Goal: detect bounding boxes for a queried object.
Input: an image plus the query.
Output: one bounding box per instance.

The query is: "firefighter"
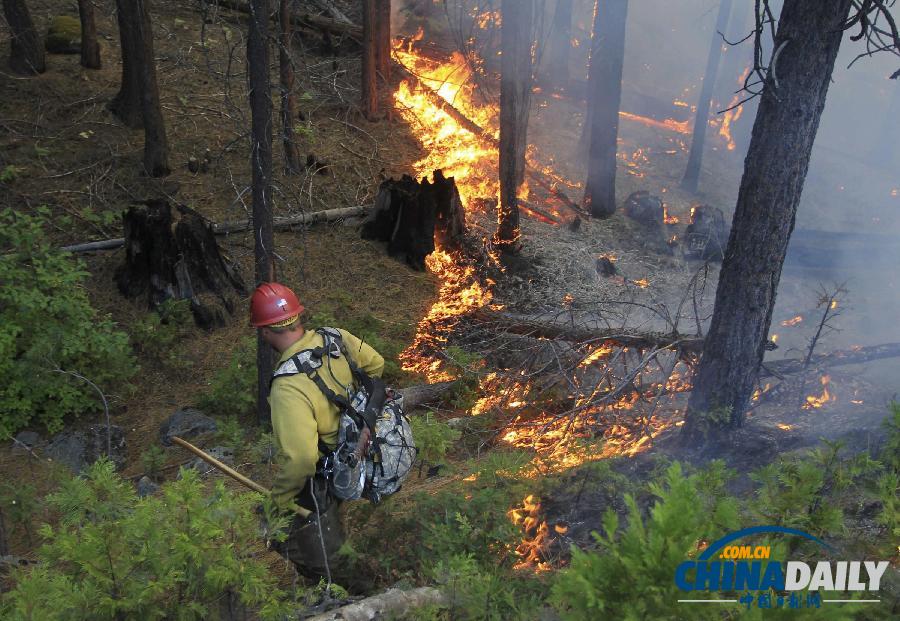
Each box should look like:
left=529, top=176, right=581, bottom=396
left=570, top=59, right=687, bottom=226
left=250, top=282, right=384, bottom=583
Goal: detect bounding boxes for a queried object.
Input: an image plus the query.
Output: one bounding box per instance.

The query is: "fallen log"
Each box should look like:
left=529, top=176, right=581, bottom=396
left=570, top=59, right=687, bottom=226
left=215, top=0, right=362, bottom=39
left=472, top=310, right=705, bottom=353
left=394, top=60, right=588, bottom=217
left=305, top=587, right=446, bottom=621
left=760, top=342, right=900, bottom=379
left=396, top=381, right=458, bottom=410
left=61, top=205, right=370, bottom=253
left=311, top=0, right=353, bottom=25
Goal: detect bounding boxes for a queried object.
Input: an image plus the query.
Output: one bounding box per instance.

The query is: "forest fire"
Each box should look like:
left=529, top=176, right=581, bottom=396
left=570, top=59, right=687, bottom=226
left=718, top=67, right=751, bottom=151
left=803, top=375, right=835, bottom=409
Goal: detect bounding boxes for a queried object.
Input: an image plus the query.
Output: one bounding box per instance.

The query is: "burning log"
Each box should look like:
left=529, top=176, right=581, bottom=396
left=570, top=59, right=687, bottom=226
left=472, top=310, right=705, bottom=353
left=361, top=172, right=467, bottom=270
left=115, top=200, right=246, bottom=329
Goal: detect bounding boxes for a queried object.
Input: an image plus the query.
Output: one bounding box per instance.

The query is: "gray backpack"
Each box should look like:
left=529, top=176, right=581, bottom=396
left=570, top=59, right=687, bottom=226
left=271, top=328, right=416, bottom=503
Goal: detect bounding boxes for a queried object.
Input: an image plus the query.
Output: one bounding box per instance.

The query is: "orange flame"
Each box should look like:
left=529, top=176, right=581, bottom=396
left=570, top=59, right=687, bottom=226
left=718, top=66, right=751, bottom=151
left=781, top=315, right=803, bottom=327
left=803, top=375, right=835, bottom=409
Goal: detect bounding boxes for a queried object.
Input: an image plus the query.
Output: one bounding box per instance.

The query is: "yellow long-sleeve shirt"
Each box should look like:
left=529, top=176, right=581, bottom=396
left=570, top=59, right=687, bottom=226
left=269, top=328, right=384, bottom=510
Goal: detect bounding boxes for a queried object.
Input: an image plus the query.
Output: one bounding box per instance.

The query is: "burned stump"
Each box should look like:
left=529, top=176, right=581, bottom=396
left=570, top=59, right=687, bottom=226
left=623, top=191, right=663, bottom=228
left=685, top=204, right=728, bottom=262
left=361, top=171, right=466, bottom=270
left=115, top=199, right=246, bottom=329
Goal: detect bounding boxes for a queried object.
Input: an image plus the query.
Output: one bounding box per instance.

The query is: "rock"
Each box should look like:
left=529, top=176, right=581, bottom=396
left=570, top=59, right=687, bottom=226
left=685, top=205, right=728, bottom=261
left=159, top=408, right=218, bottom=447
left=11, top=430, right=40, bottom=452
left=136, top=476, right=160, bottom=498
left=182, top=446, right=234, bottom=477
left=45, top=16, right=81, bottom=55
left=623, top=191, right=664, bottom=228
left=47, top=425, right=127, bottom=473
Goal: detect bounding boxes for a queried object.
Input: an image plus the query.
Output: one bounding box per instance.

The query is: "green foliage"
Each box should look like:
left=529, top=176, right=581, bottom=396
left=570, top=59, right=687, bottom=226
left=550, top=462, right=739, bottom=620
left=409, top=413, right=460, bottom=466
left=749, top=440, right=879, bottom=539
left=430, top=553, right=542, bottom=621
left=215, top=415, right=247, bottom=449
left=0, top=482, right=39, bottom=545
left=45, top=16, right=81, bottom=53
left=0, top=460, right=293, bottom=620
left=129, top=299, right=193, bottom=369
left=874, top=470, right=899, bottom=538
left=1, top=165, right=23, bottom=183
left=197, top=337, right=256, bottom=418
left=881, top=401, right=900, bottom=472
left=251, top=431, right=277, bottom=465
left=139, top=445, right=166, bottom=482
left=0, top=208, right=134, bottom=436
left=442, top=346, right=484, bottom=411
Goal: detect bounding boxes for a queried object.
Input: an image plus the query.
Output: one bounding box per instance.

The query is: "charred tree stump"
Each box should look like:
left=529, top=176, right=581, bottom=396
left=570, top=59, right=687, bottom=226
left=361, top=171, right=466, bottom=270
left=115, top=200, right=246, bottom=329
left=77, top=0, right=101, bottom=69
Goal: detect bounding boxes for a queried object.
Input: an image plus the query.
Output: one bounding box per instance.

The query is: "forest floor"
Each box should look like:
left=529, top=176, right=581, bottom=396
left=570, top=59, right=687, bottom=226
left=1, top=0, right=899, bottom=615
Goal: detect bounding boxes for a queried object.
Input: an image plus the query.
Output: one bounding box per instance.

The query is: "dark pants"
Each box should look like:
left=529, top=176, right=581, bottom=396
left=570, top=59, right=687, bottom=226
left=280, top=476, right=347, bottom=583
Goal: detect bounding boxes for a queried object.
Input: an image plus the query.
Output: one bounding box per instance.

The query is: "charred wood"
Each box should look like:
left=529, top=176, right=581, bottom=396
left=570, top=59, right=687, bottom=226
left=361, top=173, right=466, bottom=270
left=114, top=200, right=245, bottom=329
left=760, top=342, right=900, bottom=379
left=215, top=0, right=362, bottom=39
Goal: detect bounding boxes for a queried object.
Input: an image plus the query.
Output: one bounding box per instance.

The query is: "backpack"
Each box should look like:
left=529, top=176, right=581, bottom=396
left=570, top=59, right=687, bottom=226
left=271, top=327, right=416, bottom=504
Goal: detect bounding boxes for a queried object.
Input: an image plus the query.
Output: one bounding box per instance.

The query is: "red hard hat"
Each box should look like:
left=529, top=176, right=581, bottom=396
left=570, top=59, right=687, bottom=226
left=249, top=282, right=305, bottom=327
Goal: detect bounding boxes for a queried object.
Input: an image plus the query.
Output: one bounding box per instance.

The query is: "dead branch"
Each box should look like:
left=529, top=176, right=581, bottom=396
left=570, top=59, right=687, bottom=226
left=397, top=381, right=458, bottom=410
left=60, top=205, right=370, bottom=253
left=761, top=341, right=900, bottom=378
left=214, top=0, right=362, bottom=39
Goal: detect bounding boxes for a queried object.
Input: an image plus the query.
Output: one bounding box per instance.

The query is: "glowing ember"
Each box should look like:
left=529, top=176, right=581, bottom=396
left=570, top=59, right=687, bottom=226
left=632, top=278, right=650, bottom=289
left=803, top=375, right=835, bottom=410
left=781, top=315, right=803, bottom=327
left=776, top=423, right=794, bottom=431
left=851, top=399, right=864, bottom=405
left=830, top=299, right=838, bottom=310
left=771, top=334, right=779, bottom=344
left=663, top=204, right=680, bottom=224
left=579, top=344, right=614, bottom=367
left=718, top=66, right=750, bottom=150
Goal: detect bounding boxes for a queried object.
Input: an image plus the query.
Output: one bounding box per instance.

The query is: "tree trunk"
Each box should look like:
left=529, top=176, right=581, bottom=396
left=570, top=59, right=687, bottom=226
left=279, top=0, right=300, bottom=174
left=582, top=0, right=628, bottom=219
left=361, top=0, right=377, bottom=119
left=2, top=0, right=45, bottom=75
left=681, top=0, right=733, bottom=193
left=110, top=0, right=143, bottom=128
left=543, top=0, right=572, bottom=89
left=78, top=0, right=101, bottom=69
left=495, top=0, right=534, bottom=250
left=683, top=0, right=853, bottom=437
left=375, top=0, right=390, bottom=81
left=135, top=0, right=169, bottom=177
left=247, top=0, right=275, bottom=426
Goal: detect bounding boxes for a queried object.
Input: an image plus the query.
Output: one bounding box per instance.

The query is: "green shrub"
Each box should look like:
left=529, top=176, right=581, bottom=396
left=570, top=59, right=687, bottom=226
left=197, top=338, right=256, bottom=418
left=215, top=415, right=247, bottom=449
left=129, top=298, right=193, bottom=369
left=882, top=402, right=900, bottom=472
left=0, top=460, right=293, bottom=620
left=409, top=413, right=461, bottom=468
left=139, top=445, right=166, bottom=482
left=0, top=208, right=134, bottom=436
left=549, top=462, right=739, bottom=620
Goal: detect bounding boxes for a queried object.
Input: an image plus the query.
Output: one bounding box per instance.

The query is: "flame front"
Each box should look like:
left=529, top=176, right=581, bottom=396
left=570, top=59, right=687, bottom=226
left=803, top=375, right=835, bottom=409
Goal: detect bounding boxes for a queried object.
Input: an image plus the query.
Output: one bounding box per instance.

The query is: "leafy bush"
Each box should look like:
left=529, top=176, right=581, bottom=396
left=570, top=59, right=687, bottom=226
left=0, top=460, right=293, bottom=620
left=139, top=445, right=167, bottom=482
left=0, top=208, right=134, bottom=436
left=197, top=337, right=256, bottom=418
left=549, top=462, right=739, bottom=620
